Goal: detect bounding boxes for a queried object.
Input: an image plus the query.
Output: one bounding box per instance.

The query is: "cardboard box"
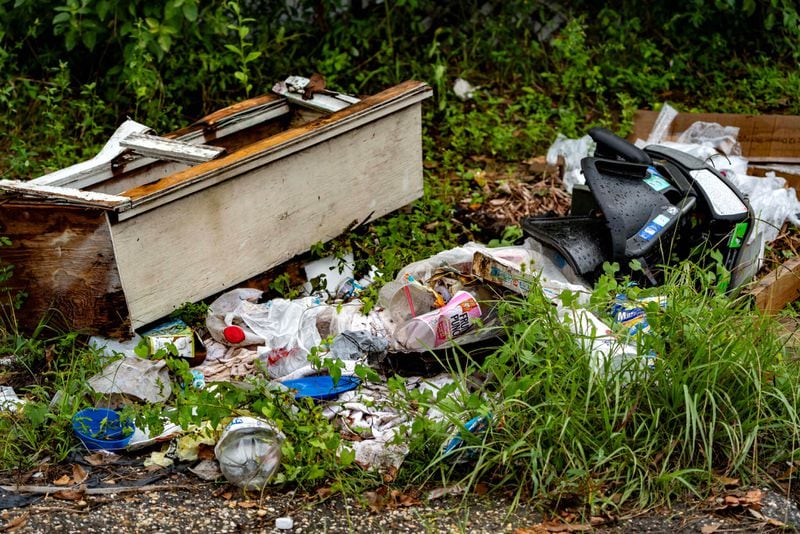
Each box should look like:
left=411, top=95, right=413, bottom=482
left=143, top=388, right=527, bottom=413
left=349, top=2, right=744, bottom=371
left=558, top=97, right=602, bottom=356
left=630, top=109, right=800, bottom=164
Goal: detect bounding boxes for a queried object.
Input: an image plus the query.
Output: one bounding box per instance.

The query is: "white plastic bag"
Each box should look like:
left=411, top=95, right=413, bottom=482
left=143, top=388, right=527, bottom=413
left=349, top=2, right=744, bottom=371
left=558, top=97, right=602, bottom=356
left=243, top=297, right=326, bottom=379
left=206, top=288, right=266, bottom=347
left=724, top=170, right=800, bottom=244
left=644, top=103, right=678, bottom=145
left=546, top=134, right=594, bottom=193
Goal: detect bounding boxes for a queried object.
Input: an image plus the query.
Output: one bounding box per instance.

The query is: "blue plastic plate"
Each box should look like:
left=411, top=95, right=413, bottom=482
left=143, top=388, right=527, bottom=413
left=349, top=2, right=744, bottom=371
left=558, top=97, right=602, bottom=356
left=282, top=375, right=360, bottom=400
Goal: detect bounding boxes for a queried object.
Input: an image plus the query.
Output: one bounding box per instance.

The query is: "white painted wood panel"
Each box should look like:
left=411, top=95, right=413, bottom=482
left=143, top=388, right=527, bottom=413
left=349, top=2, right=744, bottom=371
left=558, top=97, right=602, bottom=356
left=0, top=180, right=130, bottom=208
left=111, top=105, right=423, bottom=328
left=119, top=133, right=225, bottom=164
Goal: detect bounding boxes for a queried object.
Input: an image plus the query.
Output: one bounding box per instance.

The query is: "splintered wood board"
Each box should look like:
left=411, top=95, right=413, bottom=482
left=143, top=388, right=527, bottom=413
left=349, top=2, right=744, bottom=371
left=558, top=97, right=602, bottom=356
left=0, top=204, right=130, bottom=336
left=111, top=104, right=423, bottom=328
left=750, top=257, right=800, bottom=315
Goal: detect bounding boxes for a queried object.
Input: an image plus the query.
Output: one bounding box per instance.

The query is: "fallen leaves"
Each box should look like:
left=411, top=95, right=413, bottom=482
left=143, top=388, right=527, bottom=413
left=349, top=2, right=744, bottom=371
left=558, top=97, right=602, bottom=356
left=457, top=166, right=572, bottom=237
left=51, top=464, right=89, bottom=487
left=517, top=512, right=608, bottom=533
left=705, top=488, right=787, bottom=528
left=83, top=452, right=119, bottom=466
left=707, top=488, right=763, bottom=511
left=516, top=520, right=593, bottom=533
left=52, top=475, right=71, bottom=487
left=53, top=488, right=86, bottom=501
left=72, top=464, right=88, bottom=485
left=0, top=512, right=28, bottom=532
left=362, top=489, right=420, bottom=512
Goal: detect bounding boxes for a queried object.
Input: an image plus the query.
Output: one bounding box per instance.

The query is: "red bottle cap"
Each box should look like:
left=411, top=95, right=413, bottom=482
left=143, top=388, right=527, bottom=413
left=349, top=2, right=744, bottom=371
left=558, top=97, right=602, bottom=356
left=223, top=325, right=246, bottom=344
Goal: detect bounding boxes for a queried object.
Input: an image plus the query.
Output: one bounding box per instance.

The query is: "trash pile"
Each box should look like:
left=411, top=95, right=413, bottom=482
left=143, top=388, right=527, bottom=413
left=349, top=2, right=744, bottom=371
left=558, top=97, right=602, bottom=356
left=5, top=107, right=799, bottom=496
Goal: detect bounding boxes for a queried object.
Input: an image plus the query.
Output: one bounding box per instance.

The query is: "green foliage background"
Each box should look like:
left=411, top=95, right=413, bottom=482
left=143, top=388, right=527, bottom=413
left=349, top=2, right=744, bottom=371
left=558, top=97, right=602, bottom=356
left=1, top=0, right=798, bottom=179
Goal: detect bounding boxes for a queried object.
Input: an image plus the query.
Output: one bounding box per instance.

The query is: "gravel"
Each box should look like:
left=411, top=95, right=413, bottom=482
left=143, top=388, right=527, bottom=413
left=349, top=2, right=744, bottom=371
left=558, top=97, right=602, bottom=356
left=2, top=469, right=799, bottom=533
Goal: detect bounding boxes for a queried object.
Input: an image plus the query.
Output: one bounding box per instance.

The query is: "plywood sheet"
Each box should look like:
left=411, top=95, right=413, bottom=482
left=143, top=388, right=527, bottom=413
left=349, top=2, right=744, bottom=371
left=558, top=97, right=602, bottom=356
left=0, top=204, right=130, bottom=336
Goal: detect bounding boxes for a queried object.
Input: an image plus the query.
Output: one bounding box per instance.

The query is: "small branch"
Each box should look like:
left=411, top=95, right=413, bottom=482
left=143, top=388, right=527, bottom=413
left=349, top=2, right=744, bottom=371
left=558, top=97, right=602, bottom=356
left=0, top=484, right=195, bottom=495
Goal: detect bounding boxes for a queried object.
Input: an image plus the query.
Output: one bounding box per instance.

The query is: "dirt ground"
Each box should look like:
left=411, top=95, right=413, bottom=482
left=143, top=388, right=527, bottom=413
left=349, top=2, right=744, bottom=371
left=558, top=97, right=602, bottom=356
left=2, top=458, right=799, bottom=533
left=0, top=468, right=800, bottom=534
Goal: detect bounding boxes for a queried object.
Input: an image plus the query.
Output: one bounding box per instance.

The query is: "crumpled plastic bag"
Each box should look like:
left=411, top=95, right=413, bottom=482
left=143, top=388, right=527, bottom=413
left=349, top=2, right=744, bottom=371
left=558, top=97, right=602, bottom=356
left=330, top=330, right=389, bottom=363
left=453, top=78, right=476, bottom=100
left=546, top=133, right=594, bottom=193
left=677, top=121, right=742, bottom=157
left=724, top=170, right=800, bottom=244
left=245, top=297, right=327, bottom=379
left=206, top=288, right=266, bottom=347
left=88, top=355, right=172, bottom=404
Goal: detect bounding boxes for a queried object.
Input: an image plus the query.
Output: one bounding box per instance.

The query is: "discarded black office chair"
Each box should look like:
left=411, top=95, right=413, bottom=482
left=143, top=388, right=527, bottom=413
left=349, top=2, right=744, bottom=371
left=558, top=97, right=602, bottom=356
left=523, top=127, right=758, bottom=289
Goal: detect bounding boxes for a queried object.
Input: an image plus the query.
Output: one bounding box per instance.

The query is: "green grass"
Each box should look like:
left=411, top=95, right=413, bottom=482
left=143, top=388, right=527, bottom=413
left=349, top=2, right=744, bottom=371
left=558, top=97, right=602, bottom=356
left=392, top=263, right=800, bottom=514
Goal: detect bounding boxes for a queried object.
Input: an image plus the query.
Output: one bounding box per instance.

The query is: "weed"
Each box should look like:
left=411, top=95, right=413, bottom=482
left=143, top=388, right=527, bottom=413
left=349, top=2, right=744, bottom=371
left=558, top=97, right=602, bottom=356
left=395, top=261, right=800, bottom=512
left=169, top=301, right=210, bottom=329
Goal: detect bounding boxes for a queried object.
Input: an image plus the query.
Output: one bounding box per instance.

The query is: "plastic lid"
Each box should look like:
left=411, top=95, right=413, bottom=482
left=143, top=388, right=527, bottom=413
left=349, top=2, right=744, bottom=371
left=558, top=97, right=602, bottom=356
left=281, top=376, right=360, bottom=401
left=275, top=517, right=294, bottom=530
left=223, top=325, right=246, bottom=344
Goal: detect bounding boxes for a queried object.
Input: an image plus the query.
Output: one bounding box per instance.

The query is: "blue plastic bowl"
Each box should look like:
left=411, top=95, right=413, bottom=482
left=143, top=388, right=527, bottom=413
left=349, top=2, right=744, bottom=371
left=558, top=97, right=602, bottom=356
left=72, top=408, right=135, bottom=451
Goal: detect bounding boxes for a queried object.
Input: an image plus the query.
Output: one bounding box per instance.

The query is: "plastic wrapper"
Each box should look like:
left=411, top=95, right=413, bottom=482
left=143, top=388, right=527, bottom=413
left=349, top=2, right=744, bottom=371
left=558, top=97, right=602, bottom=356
left=244, top=297, right=326, bottom=379
left=206, top=288, right=267, bottom=347
left=644, top=103, right=678, bottom=145
left=546, top=133, right=594, bottom=193
left=558, top=306, right=653, bottom=376
left=330, top=330, right=388, bottom=362
left=87, top=355, right=173, bottom=404
left=453, top=78, right=476, bottom=100
left=724, top=170, right=800, bottom=244
left=676, top=121, right=741, bottom=156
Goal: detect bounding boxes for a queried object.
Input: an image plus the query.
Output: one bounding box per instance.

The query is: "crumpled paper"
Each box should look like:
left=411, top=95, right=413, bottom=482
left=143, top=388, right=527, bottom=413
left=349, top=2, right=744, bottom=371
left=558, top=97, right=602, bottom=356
left=88, top=356, right=172, bottom=404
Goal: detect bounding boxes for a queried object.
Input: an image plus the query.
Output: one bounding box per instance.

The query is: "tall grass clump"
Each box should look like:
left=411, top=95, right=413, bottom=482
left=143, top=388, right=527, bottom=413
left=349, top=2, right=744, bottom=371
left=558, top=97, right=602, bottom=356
left=403, top=261, right=800, bottom=512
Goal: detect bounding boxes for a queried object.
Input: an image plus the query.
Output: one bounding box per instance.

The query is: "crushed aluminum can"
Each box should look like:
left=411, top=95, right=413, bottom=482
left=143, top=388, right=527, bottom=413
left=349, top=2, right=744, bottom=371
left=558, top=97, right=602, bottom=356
left=441, top=414, right=491, bottom=463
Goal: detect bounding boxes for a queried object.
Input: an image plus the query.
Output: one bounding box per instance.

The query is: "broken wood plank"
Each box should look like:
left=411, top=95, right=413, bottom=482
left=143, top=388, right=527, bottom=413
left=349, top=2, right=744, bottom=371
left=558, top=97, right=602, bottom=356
left=120, top=80, right=431, bottom=210
left=0, top=180, right=130, bottom=209
left=750, top=257, right=800, bottom=314
left=29, top=120, right=153, bottom=188
left=31, top=100, right=290, bottom=192
left=119, top=133, right=225, bottom=164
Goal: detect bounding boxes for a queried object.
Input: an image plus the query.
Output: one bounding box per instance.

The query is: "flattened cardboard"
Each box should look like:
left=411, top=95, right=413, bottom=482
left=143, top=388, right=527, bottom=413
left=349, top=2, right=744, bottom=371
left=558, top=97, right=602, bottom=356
left=631, top=110, right=800, bottom=164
